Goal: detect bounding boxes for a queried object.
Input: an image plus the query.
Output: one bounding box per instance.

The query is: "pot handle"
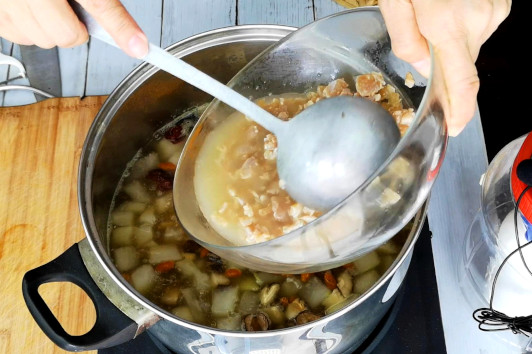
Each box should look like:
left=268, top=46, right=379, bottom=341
left=22, top=243, right=138, bottom=351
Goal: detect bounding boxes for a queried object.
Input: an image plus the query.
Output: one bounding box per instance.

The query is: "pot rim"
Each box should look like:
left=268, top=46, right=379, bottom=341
left=78, top=23, right=427, bottom=337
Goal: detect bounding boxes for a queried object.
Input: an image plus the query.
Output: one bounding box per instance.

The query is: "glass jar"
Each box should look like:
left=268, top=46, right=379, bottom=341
left=174, top=8, right=447, bottom=273
left=459, top=132, right=532, bottom=350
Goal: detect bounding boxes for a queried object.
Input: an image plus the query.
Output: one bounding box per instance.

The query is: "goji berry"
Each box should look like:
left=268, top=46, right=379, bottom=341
left=300, top=273, right=311, bottom=283
left=224, top=268, right=242, bottom=278
left=323, top=270, right=337, bottom=290
left=146, top=169, right=173, bottom=191
left=164, top=126, right=184, bottom=144
left=155, top=261, right=175, bottom=273
left=158, top=162, right=177, bottom=171
left=199, top=248, right=210, bottom=258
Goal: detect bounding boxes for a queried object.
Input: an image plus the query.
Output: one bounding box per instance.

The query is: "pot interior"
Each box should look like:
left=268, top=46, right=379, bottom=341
left=79, top=25, right=425, bottom=334
left=87, top=34, right=285, bottom=239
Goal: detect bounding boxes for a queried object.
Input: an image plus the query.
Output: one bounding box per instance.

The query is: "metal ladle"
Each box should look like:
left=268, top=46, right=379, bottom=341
left=72, top=4, right=400, bottom=211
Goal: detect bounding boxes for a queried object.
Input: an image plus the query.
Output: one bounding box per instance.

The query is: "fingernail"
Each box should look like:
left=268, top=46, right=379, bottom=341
left=412, top=58, right=431, bottom=78
left=128, top=33, right=148, bottom=59
left=447, top=124, right=464, bottom=137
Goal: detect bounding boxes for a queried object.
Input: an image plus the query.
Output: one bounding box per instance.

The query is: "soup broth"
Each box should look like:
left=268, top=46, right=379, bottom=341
left=194, top=74, right=414, bottom=245
left=108, top=74, right=414, bottom=331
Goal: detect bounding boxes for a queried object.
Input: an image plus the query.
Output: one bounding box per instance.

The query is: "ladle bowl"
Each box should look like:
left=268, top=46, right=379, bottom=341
left=174, top=7, right=448, bottom=273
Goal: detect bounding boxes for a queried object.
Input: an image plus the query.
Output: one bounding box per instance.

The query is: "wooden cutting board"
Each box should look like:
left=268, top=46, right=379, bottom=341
left=0, top=96, right=107, bottom=354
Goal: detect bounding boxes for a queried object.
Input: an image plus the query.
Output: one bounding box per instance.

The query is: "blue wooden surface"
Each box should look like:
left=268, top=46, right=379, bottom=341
left=0, top=0, right=344, bottom=107
left=161, top=0, right=236, bottom=48
left=238, top=0, right=314, bottom=26
left=85, top=0, right=163, bottom=96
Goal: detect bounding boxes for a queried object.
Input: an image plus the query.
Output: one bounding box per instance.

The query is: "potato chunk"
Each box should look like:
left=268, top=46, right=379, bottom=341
left=131, top=264, right=157, bottom=294
left=113, top=246, right=138, bottom=272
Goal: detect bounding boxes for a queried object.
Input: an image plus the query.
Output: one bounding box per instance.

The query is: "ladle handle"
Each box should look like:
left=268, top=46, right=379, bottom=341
left=69, top=1, right=284, bottom=134
left=144, top=45, right=284, bottom=133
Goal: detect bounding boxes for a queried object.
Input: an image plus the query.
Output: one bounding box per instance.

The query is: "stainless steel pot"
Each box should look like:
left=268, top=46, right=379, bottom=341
left=22, top=25, right=428, bottom=353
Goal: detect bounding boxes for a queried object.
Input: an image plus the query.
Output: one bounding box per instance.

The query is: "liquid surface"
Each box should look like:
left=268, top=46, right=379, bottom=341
left=194, top=75, right=414, bottom=245
left=107, top=92, right=412, bottom=330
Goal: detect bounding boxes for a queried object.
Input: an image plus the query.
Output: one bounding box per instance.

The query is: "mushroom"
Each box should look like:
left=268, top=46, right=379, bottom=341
left=337, top=270, right=353, bottom=297
left=260, top=283, right=280, bottom=306
left=295, top=310, right=321, bottom=325
left=285, top=298, right=307, bottom=320
left=182, top=240, right=201, bottom=253
left=160, top=286, right=181, bottom=306
left=205, top=252, right=225, bottom=273
left=210, top=272, right=230, bottom=287
left=242, top=312, right=271, bottom=331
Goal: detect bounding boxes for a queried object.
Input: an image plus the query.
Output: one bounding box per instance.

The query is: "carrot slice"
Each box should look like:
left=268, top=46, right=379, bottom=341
left=200, top=248, right=210, bottom=258
left=155, top=261, right=175, bottom=273
left=224, top=268, right=242, bottom=278
left=323, top=270, right=337, bottom=290
left=300, top=273, right=311, bottom=283
left=157, top=162, right=177, bottom=171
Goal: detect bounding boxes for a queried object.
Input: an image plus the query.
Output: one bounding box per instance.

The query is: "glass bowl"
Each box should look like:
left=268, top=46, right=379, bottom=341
left=174, top=7, right=447, bottom=273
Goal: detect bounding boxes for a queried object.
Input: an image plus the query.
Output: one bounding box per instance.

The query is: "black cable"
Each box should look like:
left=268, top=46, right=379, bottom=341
left=515, top=186, right=532, bottom=278
left=472, top=186, right=532, bottom=337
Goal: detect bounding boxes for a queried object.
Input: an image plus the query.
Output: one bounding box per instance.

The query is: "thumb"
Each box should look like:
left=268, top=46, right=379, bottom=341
left=432, top=38, right=479, bottom=136
left=75, top=0, right=148, bottom=58
left=379, top=0, right=430, bottom=77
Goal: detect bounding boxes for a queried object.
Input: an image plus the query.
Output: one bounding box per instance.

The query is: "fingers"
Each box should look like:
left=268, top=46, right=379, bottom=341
left=464, top=0, right=512, bottom=62
left=424, top=0, right=509, bottom=135
left=0, top=0, right=86, bottom=48
left=29, top=0, right=88, bottom=48
left=433, top=38, right=479, bottom=136
left=76, top=0, right=148, bottom=58
left=0, top=0, right=147, bottom=56
left=0, top=12, right=33, bottom=45
left=379, top=0, right=431, bottom=77
left=9, top=1, right=55, bottom=48
left=479, top=0, right=512, bottom=45
left=381, top=0, right=501, bottom=136
left=0, top=30, right=33, bottom=46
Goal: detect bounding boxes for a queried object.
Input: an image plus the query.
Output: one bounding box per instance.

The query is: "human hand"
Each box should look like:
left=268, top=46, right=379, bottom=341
left=0, top=0, right=148, bottom=58
left=379, top=0, right=511, bottom=136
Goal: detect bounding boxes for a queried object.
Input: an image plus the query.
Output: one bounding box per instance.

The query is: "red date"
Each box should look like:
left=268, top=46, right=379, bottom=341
left=164, top=126, right=184, bottom=144
left=146, top=169, right=173, bottom=191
